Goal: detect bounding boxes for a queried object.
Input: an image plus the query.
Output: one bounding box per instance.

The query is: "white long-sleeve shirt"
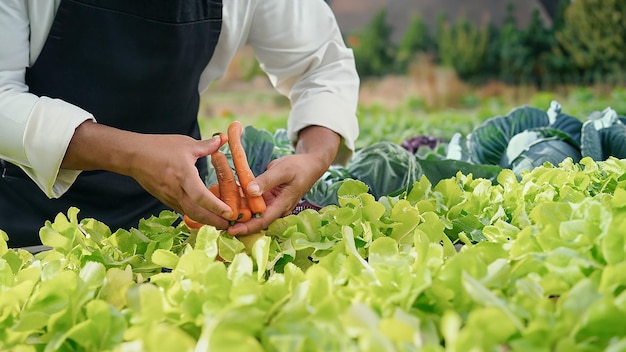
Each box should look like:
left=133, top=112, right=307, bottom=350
left=0, top=0, right=360, bottom=198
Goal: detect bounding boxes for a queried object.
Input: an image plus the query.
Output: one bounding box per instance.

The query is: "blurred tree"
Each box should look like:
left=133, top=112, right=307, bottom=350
left=537, top=0, right=560, bottom=20
left=523, top=8, right=555, bottom=87
left=541, top=0, right=579, bottom=86
left=481, top=21, right=502, bottom=81
left=434, top=12, right=448, bottom=60
left=497, top=2, right=530, bottom=84
left=437, top=15, right=490, bottom=80
left=349, top=9, right=396, bottom=77
left=395, top=12, right=433, bottom=72
left=556, top=0, right=626, bottom=77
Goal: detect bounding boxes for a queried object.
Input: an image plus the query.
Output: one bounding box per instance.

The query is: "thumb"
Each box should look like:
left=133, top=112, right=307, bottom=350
left=196, top=135, right=222, bottom=157
left=246, top=181, right=263, bottom=197
left=246, top=166, right=290, bottom=197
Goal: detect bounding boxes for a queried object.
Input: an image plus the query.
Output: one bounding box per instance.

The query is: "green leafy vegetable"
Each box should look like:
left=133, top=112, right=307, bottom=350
left=468, top=105, right=550, bottom=165
left=3, top=156, right=626, bottom=350
left=447, top=101, right=626, bottom=177
left=346, top=141, right=422, bottom=199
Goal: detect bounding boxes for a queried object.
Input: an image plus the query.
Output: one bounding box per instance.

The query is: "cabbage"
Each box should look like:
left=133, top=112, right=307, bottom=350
left=509, top=138, right=582, bottom=175
left=500, top=128, right=581, bottom=174
left=346, top=141, right=421, bottom=199
left=581, top=107, right=626, bottom=161
left=464, top=102, right=586, bottom=170
left=303, top=142, right=422, bottom=206
left=468, top=105, right=551, bottom=165
left=446, top=100, right=626, bottom=176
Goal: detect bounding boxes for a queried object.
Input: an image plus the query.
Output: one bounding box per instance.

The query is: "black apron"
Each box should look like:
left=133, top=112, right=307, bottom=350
left=0, top=0, right=223, bottom=247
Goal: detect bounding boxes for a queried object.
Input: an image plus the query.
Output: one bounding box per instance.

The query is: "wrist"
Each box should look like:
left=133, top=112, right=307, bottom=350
left=295, top=125, right=340, bottom=167
left=61, top=120, right=140, bottom=176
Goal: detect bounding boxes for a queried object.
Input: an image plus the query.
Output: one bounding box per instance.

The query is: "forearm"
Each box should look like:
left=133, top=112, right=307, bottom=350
left=60, top=120, right=140, bottom=176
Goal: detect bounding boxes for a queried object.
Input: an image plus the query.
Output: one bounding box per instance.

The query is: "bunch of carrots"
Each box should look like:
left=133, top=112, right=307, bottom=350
left=183, top=121, right=266, bottom=231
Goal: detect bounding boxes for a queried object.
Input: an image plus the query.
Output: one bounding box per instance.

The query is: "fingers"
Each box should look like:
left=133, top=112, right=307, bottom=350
left=128, top=134, right=238, bottom=230
left=181, top=145, right=325, bottom=237
left=182, top=201, right=231, bottom=230
left=173, top=137, right=233, bottom=227
left=227, top=192, right=298, bottom=236
left=195, top=135, right=223, bottom=157
left=228, top=157, right=307, bottom=236
left=227, top=211, right=273, bottom=236
left=246, top=160, right=292, bottom=197
left=180, top=174, right=233, bottom=221
left=180, top=136, right=232, bottom=222
left=228, top=189, right=299, bottom=237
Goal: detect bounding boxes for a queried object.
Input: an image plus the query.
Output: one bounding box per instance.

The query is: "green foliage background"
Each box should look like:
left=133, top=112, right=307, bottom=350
left=348, top=0, right=626, bottom=86
left=200, top=86, right=626, bottom=151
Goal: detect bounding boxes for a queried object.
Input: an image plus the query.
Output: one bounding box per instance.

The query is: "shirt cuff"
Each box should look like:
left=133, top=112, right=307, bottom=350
left=288, top=91, right=359, bottom=165
left=22, top=97, right=94, bottom=198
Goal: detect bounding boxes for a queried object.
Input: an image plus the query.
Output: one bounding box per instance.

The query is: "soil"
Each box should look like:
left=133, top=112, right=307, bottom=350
left=201, top=74, right=444, bottom=119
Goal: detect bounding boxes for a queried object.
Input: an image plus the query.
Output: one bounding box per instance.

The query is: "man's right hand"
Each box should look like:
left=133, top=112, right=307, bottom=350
left=61, top=120, right=233, bottom=228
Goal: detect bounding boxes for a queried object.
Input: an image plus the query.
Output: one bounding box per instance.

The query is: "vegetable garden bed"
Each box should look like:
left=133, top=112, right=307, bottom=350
left=2, top=99, right=626, bottom=351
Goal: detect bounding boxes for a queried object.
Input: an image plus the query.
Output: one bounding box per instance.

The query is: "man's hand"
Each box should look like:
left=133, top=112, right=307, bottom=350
left=227, top=125, right=340, bottom=236
left=61, top=120, right=233, bottom=228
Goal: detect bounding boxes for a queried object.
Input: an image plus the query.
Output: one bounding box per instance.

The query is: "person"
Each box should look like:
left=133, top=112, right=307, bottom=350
left=0, top=0, right=359, bottom=249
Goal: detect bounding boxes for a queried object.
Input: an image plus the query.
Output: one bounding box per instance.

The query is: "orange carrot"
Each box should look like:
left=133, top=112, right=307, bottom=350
left=227, top=121, right=266, bottom=216
left=208, top=182, right=253, bottom=224
left=183, top=214, right=204, bottom=230
left=237, top=188, right=252, bottom=223
left=211, top=151, right=240, bottom=222
left=208, top=183, right=220, bottom=197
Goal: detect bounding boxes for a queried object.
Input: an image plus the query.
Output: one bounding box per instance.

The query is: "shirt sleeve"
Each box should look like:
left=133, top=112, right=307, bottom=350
left=0, top=0, right=95, bottom=198
left=246, top=0, right=360, bottom=165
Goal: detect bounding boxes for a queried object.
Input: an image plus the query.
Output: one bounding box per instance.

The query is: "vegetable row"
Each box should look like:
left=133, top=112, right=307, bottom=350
left=2, top=155, right=626, bottom=350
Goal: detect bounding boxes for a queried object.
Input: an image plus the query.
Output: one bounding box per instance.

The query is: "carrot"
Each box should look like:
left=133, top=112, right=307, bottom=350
left=208, top=182, right=253, bottom=224
left=210, top=151, right=240, bottom=222
left=183, top=214, right=204, bottom=230
left=237, top=188, right=252, bottom=223
left=208, top=183, right=220, bottom=197
left=227, top=121, right=267, bottom=216
left=209, top=182, right=248, bottom=224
